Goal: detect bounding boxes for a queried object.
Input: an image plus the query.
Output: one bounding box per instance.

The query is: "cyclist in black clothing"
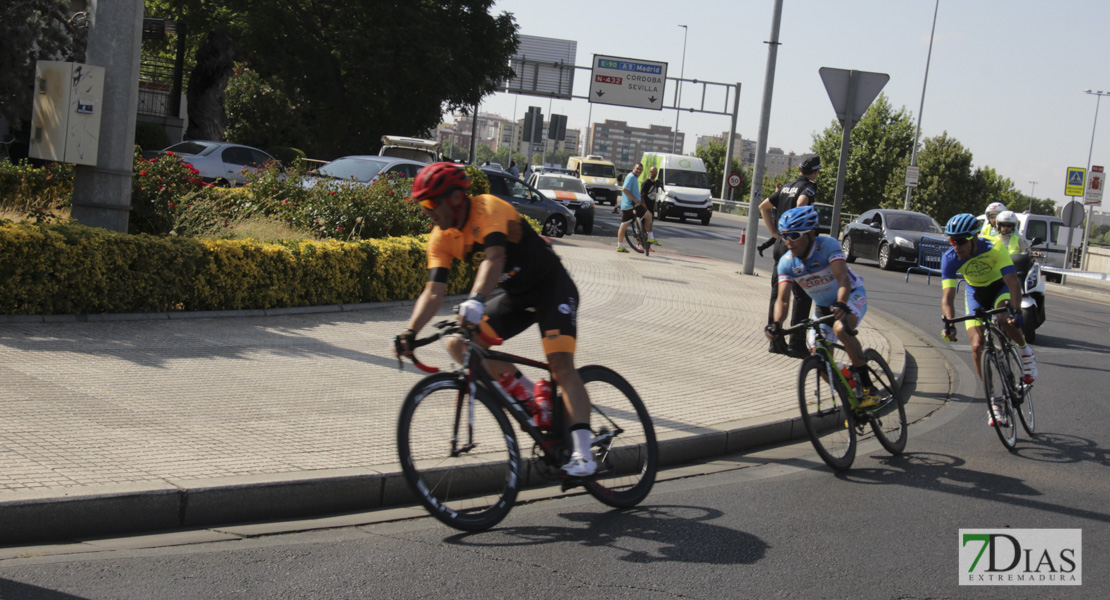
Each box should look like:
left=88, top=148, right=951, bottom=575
left=758, top=156, right=820, bottom=356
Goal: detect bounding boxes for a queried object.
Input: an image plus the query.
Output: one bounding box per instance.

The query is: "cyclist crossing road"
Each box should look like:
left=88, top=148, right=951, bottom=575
left=395, top=162, right=596, bottom=477
left=939, top=213, right=1037, bottom=426
left=764, top=206, right=880, bottom=407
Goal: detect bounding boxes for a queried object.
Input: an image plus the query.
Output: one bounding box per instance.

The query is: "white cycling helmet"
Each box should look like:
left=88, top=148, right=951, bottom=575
left=996, top=210, right=1018, bottom=226
left=985, top=202, right=1007, bottom=218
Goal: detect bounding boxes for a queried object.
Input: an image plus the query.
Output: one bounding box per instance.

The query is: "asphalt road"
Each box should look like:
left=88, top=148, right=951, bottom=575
left=2, top=212, right=1107, bottom=598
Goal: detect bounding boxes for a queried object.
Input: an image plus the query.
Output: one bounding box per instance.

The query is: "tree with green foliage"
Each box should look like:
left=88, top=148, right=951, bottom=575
left=0, top=1, right=87, bottom=138
left=693, top=139, right=744, bottom=198
left=146, top=0, right=518, bottom=159
left=810, top=94, right=915, bottom=215
left=897, top=132, right=977, bottom=221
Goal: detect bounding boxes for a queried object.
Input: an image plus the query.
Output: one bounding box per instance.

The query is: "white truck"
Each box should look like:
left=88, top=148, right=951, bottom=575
left=640, top=152, right=714, bottom=225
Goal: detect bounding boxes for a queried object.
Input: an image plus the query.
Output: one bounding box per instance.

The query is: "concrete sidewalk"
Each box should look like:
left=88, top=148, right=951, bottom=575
left=0, top=236, right=944, bottom=546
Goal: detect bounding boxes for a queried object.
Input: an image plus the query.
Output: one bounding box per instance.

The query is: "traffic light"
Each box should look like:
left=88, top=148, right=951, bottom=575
left=522, top=106, right=543, bottom=143
left=548, top=114, right=567, bottom=141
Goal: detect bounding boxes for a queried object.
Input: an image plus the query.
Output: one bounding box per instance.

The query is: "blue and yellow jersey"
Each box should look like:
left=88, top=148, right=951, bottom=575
left=940, top=238, right=1015, bottom=289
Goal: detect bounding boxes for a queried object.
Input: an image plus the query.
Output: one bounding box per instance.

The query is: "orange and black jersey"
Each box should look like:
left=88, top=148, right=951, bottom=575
left=427, top=194, right=562, bottom=293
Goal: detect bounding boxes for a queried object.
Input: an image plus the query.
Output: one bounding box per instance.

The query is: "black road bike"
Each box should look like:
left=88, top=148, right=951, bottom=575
left=396, top=320, right=658, bottom=531
left=944, top=306, right=1035, bottom=450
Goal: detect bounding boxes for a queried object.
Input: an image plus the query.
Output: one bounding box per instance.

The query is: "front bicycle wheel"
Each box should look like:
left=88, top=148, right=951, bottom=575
left=981, top=346, right=1017, bottom=450
left=798, top=356, right=856, bottom=471
left=397, top=373, right=521, bottom=531
left=862, top=349, right=908, bottom=455
left=1006, top=344, right=1035, bottom=436
left=580, top=365, right=658, bottom=508
left=625, top=218, right=645, bottom=254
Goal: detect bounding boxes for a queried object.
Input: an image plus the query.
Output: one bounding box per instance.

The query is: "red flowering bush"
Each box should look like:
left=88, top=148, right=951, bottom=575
left=129, top=149, right=221, bottom=235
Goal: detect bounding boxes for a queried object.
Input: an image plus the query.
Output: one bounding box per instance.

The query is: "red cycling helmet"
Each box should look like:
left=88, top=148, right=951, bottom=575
left=411, top=162, right=469, bottom=203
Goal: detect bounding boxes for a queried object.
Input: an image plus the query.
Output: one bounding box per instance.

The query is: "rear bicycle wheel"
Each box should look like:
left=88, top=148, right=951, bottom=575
left=862, top=349, right=908, bottom=455
left=798, top=356, right=856, bottom=471
left=580, top=365, right=658, bottom=508
left=981, top=346, right=1017, bottom=450
left=397, top=373, right=521, bottom=531
left=1005, top=344, right=1035, bottom=436
left=636, top=216, right=651, bottom=255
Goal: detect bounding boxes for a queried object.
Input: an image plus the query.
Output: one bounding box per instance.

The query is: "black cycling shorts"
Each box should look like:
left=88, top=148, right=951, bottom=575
left=621, top=204, right=647, bottom=224
left=479, top=266, right=579, bottom=355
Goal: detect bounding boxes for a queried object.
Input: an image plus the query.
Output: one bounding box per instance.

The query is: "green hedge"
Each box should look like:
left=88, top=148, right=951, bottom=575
left=0, top=220, right=476, bottom=315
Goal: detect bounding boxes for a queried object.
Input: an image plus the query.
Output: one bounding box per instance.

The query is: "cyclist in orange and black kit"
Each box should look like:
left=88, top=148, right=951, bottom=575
left=395, top=162, right=596, bottom=477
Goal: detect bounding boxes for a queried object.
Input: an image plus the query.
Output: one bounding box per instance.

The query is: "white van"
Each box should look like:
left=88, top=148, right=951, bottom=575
left=640, top=152, right=713, bottom=225
left=379, top=135, right=439, bottom=164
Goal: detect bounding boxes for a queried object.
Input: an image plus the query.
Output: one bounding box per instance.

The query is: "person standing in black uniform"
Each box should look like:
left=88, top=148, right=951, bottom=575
left=758, top=156, right=821, bottom=356
left=641, top=166, right=662, bottom=216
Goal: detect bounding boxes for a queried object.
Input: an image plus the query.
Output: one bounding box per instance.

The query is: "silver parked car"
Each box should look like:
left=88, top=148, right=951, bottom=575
left=481, top=167, right=576, bottom=238
left=161, top=141, right=279, bottom=186
left=301, top=155, right=426, bottom=189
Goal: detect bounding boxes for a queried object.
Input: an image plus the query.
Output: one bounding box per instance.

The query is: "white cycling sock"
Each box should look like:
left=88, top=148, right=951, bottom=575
left=570, top=425, right=592, bottom=457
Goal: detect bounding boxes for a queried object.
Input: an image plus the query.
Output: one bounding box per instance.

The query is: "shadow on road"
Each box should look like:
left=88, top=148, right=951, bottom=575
left=839, top=450, right=1110, bottom=524
left=444, top=504, right=768, bottom=565
left=0, top=579, right=90, bottom=600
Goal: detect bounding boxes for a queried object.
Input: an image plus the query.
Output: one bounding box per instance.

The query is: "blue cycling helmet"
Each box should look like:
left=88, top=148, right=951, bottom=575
left=944, top=213, right=980, bottom=236
left=778, top=206, right=820, bottom=233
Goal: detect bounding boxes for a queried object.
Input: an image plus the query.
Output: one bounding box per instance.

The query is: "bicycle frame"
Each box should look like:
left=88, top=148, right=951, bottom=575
left=404, top=321, right=568, bottom=464
left=785, top=314, right=861, bottom=410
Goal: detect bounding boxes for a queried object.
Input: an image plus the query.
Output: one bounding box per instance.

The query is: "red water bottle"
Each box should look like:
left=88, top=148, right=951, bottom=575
left=839, top=364, right=858, bottom=391
left=533, top=379, right=553, bottom=429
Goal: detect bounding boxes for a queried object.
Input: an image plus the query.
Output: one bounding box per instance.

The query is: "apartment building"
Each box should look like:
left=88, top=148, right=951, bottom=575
left=697, top=131, right=814, bottom=178
left=585, top=120, right=684, bottom=171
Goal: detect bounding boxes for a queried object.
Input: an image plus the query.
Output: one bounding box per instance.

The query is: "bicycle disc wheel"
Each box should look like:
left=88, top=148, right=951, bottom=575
left=981, top=347, right=1017, bottom=450
left=397, top=373, right=521, bottom=531
left=1006, top=344, right=1035, bottom=435
left=862, top=349, right=908, bottom=455
left=580, top=365, right=658, bottom=508
left=798, top=356, right=856, bottom=471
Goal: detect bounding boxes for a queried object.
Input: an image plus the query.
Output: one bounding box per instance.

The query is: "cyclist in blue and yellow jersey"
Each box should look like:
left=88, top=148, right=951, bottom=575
left=395, top=162, right=596, bottom=477
left=763, top=206, right=880, bottom=407
left=939, top=213, right=1037, bottom=426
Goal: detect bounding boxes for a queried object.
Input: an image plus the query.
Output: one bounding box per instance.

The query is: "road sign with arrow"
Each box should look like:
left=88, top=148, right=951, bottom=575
left=589, top=54, right=668, bottom=110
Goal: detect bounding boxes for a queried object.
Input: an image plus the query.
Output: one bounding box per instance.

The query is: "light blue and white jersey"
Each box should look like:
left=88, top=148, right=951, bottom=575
left=776, top=235, right=864, bottom=307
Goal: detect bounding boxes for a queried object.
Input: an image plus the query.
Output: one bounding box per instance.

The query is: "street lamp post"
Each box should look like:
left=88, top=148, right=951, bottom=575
left=904, top=0, right=940, bottom=210
left=1080, top=89, right=1108, bottom=270
left=672, top=24, right=688, bottom=154
left=1027, top=180, right=1037, bottom=213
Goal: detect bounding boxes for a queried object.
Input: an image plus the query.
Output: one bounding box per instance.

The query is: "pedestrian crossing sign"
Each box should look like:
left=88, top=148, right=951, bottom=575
left=1065, top=167, right=1086, bottom=196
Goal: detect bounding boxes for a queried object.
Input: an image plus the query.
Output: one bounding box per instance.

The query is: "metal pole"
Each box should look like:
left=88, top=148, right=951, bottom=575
left=742, top=0, right=783, bottom=275
left=721, top=83, right=741, bottom=198
left=904, top=0, right=940, bottom=210
left=70, top=0, right=144, bottom=232
left=1027, top=180, right=1037, bottom=212
left=672, top=24, right=688, bottom=154
left=830, top=72, right=859, bottom=241
left=1080, top=91, right=1106, bottom=270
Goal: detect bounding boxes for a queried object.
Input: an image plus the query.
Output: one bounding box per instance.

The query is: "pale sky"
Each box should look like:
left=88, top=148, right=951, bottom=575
left=476, top=0, right=1110, bottom=209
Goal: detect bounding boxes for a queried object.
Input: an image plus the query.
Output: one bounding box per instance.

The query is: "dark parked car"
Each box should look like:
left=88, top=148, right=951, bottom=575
left=481, top=168, right=576, bottom=238
left=840, top=209, right=944, bottom=270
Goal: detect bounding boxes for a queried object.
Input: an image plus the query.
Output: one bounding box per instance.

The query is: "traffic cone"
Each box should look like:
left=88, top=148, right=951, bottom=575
left=739, top=227, right=746, bottom=245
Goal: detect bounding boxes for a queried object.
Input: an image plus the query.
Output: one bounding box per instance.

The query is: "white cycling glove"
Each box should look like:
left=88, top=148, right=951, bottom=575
left=458, top=297, right=485, bottom=325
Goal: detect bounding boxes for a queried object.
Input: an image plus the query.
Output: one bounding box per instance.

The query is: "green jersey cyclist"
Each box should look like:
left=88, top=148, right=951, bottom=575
left=395, top=162, right=596, bottom=477
left=764, top=206, right=880, bottom=407
left=939, top=213, right=1037, bottom=426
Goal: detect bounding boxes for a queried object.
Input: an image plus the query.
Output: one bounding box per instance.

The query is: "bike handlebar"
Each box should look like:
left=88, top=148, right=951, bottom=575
left=396, top=320, right=503, bottom=373
left=780, top=312, right=858, bottom=338
left=942, top=305, right=1012, bottom=327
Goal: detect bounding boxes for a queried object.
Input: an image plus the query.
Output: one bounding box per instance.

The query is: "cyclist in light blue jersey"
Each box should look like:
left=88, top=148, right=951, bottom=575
left=765, top=206, right=878, bottom=407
